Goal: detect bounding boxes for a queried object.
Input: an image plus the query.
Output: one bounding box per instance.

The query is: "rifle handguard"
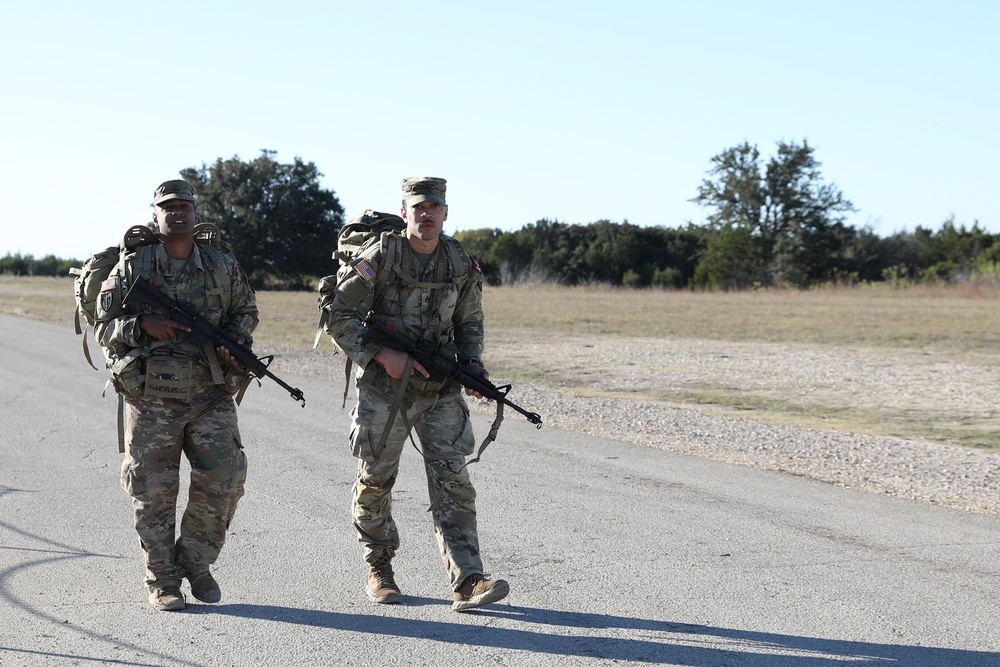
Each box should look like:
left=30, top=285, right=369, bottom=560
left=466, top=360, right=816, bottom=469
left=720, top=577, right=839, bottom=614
left=362, top=317, right=542, bottom=427
left=123, top=275, right=305, bottom=407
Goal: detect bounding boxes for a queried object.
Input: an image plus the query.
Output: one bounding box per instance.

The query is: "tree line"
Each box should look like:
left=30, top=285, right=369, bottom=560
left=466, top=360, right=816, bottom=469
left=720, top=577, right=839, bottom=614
left=456, top=214, right=999, bottom=289
left=3, top=145, right=996, bottom=289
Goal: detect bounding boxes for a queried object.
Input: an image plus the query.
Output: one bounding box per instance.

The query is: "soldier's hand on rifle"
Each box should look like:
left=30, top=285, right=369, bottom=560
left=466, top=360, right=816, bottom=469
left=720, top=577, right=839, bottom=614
left=137, top=314, right=191, bottom=341
left=465, top=362, right=494, bottom=402
left=216, top=339, right=245, bottom=367
left=375, top=347, right=430, bottom=381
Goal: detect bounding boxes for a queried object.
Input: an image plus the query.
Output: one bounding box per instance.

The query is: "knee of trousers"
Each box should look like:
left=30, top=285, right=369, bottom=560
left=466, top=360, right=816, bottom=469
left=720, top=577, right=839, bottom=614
left=193, top=447, right=248, bottom=499
left=120, top=457, right=178, bottom=502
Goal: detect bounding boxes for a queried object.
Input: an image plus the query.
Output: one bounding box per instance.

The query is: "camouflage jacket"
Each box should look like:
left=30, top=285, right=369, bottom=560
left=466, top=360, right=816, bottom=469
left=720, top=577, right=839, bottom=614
left=323, top=232, right=484, bottom=383
left=95, top=241, right=258, bottom=371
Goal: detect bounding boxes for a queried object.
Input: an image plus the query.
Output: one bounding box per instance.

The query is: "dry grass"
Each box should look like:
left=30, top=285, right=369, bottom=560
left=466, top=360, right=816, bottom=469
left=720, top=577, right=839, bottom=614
left=481, top=283, right=1000, bottom=354
left=8, top=276, right=997, bottom=354
left=5, top=276, right=998, bottom=449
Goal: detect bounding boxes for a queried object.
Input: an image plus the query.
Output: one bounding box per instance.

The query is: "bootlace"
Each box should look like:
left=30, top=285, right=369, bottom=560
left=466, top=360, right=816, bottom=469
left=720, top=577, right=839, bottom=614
left=370, top=552, right=397, bottom=589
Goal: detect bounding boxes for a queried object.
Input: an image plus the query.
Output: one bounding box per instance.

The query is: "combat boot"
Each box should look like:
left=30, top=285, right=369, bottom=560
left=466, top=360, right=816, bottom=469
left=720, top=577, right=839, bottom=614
left=452, top=574, right=509, bottom=611
left=148, top=585, right=186, bottom=612
left=366, top=551, right=402, bottom=604
left=187, top=571, right=222, bottom=604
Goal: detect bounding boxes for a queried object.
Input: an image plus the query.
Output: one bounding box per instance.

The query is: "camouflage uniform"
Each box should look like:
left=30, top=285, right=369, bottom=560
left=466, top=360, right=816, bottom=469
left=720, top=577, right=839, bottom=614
left=323, top=214, right=488, bottom=589
left=95, top=240, right=258, bottom=593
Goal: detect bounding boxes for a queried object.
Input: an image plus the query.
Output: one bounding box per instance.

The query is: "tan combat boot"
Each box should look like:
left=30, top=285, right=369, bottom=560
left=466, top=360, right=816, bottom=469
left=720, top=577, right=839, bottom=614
left=452, top=574, right=509, bottom=611
left=366, top=551, right=402, bottom=604
left=148, top=585, right=186, bottom=612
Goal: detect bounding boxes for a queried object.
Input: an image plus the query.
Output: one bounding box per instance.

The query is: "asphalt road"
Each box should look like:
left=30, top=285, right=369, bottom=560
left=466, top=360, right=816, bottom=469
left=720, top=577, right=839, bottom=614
left=1, top=314, right=998, bottom=666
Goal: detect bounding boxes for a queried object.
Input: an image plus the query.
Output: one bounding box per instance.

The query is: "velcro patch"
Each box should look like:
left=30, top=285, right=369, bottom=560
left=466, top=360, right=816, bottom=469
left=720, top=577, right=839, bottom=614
left=100, top=275, right=119, bottom=292
left=471, top=257, right=483, bottom=275
left=353, top=259, right=376, bottom=283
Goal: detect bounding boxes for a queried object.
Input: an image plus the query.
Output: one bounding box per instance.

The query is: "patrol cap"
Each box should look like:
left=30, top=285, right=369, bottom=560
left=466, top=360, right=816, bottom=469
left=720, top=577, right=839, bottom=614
left=401, top=176, right=446, bottom=206
left=153, top=179, right=196, bottom=205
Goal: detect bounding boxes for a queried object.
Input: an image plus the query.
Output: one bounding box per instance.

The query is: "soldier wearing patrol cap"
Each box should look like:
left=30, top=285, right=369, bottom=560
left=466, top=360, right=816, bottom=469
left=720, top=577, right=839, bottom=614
left=94, top=178, right=258, bottom=611
left=322, top=176, right=510, bottom=611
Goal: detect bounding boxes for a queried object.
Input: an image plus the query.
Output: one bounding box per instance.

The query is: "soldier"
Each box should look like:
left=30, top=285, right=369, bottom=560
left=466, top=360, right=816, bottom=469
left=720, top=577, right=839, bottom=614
left=94, top=179, right=258, bottom=611
left=323, top=176, right=509, bottom=611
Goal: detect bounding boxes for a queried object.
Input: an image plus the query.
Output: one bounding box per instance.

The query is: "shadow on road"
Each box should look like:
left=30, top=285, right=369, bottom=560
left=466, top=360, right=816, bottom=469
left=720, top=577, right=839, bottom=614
left=208, top=601, right=1000, bottom=666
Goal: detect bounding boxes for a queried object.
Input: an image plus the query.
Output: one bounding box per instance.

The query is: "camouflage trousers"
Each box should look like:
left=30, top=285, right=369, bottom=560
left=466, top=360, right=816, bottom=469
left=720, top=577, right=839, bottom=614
left=350, top=380, right=482, bottom=589
left=121, top=384, right=247, bottom=590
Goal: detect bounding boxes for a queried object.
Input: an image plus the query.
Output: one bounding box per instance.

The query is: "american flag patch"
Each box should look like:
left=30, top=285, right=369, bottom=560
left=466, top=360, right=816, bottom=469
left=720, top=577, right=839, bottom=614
left=471, top=258, right=483, bottom=275
left=100, top=275, right=119, bottom=292
left=354, top=259, right=376, bottom=282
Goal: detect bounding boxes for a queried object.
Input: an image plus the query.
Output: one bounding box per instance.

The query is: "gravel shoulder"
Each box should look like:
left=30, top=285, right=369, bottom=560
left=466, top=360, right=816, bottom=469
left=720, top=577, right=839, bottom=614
left=282, top=334, right=1000, bottom=519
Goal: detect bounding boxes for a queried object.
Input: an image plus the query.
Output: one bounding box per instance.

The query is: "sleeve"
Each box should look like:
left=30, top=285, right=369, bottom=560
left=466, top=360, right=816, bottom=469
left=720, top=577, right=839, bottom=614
left=452, top=249, right=486, bottom=364
left=221, top=256, right=259, bottom=343
left=323, top=242, right=384, bottom=370
left=93, top=259, right=146, bottom=355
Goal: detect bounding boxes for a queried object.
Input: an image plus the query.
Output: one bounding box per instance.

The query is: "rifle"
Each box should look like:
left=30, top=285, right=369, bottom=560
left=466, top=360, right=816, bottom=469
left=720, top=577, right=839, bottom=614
left=362, top=316, right=542, bottom=427
left=123, top=275, right=306, bottom=406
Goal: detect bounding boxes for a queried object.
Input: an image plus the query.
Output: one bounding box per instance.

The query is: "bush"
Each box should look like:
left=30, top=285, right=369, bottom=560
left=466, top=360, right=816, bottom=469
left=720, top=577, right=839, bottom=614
left=621, top=269, right=643, bottom=288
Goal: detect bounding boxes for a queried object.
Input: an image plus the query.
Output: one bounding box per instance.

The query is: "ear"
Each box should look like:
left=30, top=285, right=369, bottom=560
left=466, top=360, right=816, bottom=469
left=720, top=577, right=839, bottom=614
left=443, top=204, right=449, bottom=221
left=400, top=206, right=409, bottom=221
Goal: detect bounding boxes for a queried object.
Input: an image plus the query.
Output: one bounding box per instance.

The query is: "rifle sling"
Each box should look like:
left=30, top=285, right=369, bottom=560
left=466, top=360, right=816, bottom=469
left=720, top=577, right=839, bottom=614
left=377, top=355, right=415, bottom=452
left=461, top=400, right=504, bottom=470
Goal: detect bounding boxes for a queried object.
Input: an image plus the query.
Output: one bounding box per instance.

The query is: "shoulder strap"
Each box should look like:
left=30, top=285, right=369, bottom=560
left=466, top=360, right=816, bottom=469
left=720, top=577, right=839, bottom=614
left=375, top=232, right=403, bottom=301
left=441, top=236, right=470, bottom=284
left=130, top=242, right=156, bottom=274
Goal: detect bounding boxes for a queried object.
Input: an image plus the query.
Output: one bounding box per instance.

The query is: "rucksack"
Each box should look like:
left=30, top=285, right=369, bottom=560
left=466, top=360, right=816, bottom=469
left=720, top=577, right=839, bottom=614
left=335, top=209, right=406, bottom=266
left=314, top=209, right=406, bottom=348
left=69, top=223, right=231, bottom=370
left=69, top=225, right=159, bottom=370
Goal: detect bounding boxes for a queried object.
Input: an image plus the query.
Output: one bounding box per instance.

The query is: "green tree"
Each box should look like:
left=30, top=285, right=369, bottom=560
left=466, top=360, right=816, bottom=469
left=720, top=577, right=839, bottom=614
left=181, top=150, right=344, bottom=287
left=453, top=228, right=503, bottom=284
left=692, top=140, right=857, bottom=288
left=691, top=226, right=758, bottom=290
left=489, top=230, right=538, bottom=284
left=0, top=253, right=30, bottom=275
left=914, top=217, right=994, bottom=282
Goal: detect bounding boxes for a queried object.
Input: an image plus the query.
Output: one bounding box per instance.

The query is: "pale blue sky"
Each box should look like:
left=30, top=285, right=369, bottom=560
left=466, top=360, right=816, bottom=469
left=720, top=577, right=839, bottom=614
left=2, top=0, right=995, bottom=260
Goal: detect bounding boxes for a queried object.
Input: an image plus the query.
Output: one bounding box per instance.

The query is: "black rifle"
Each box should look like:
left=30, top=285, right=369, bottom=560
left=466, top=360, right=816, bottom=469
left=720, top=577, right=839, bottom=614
left=124, top=275, right=305, bottom=406
left=362, top=316, right=542, bottom=427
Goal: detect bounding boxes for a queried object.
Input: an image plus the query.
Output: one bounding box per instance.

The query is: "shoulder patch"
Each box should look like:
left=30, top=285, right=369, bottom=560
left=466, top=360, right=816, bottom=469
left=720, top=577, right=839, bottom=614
left=353, top=258, right=376, bottom=283
left=471, top=257, right=483, bottom=275
left=100, top=275, right=119, bottom=292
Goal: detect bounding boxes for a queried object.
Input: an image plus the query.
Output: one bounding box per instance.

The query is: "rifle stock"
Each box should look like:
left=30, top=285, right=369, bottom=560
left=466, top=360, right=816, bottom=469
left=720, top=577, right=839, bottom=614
left=363, top=317, right=542, bottom=427
left=124, top=275, right=305, bottom=406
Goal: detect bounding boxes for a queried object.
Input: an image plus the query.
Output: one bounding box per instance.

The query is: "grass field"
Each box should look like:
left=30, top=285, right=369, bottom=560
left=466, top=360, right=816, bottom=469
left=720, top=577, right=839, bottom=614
left=4, top=275, right=998, bottom=449
left=6, top=276, right=998, bottom=352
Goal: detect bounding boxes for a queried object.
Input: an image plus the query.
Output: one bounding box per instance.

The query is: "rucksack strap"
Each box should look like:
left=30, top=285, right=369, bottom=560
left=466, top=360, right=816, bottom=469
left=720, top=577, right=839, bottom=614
left=117, top=392, right=126, bottom=454
left=342, top=356, right=353, bottom=409
left=73, top=310, right=100, bottom=371
left=198, top=244, right=232, bottom=313
left=375, top=233, right=402, bottom=301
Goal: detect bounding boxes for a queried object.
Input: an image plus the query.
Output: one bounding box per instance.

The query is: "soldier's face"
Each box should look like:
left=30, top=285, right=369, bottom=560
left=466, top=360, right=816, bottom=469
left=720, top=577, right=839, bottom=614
left=153, top=200, right=196, bottom=237
left=153, top=199, right=197, bottom=236
left=403, top=201, right=447, bottom=242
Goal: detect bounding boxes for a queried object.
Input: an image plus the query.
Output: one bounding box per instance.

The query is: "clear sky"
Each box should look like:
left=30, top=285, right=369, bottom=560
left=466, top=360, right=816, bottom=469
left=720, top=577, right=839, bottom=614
left=2, top=0, right=995, bottom=261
